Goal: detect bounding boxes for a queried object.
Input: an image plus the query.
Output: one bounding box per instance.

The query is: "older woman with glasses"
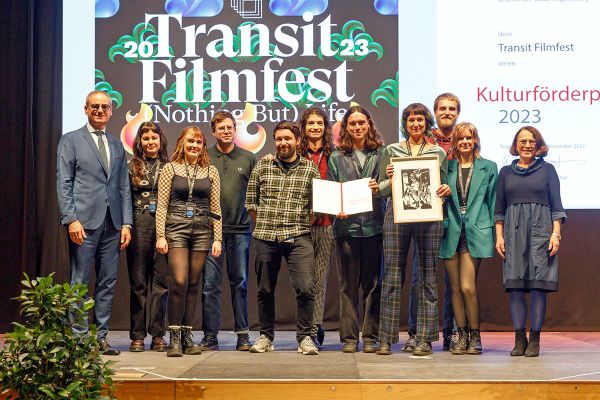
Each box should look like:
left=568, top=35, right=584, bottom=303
left=495, top=126, right=565, bottom=357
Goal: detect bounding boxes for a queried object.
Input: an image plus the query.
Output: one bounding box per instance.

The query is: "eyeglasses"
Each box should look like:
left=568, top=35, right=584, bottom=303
left=518, top=139, right=536, bottom=146
left=87, top=104, right=112, bottom=111
left=216, top=126, right=234, bottom=133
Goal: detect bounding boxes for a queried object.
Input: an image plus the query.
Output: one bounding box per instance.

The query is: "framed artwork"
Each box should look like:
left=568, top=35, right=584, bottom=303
left=391, top=156, right=443, bottom=223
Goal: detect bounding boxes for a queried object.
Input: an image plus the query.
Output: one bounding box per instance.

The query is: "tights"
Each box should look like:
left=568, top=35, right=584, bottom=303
left=444, top=251, right=481, bottom=329
left=508, top=290, right=547, bottom=331
left=167, top=248, right=207, bottom=326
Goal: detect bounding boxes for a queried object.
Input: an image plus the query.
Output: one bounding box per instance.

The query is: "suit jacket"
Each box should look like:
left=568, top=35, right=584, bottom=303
left=57, top=125, right=133, bottom=230
left=439, top=158, right=497, bottom=259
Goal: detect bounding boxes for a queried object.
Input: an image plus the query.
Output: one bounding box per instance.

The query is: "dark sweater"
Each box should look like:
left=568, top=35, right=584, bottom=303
left=208, top=145, right=256, bottom=233
left=495, top=158, right=565, bottom=217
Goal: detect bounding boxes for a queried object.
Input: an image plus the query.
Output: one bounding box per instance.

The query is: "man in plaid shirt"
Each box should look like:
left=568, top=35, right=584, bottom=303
left=245, top=120, right=320, bottom=355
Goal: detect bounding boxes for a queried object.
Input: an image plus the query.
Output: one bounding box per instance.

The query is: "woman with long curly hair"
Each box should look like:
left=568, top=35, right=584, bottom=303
left=297, top=106, right=335, bottom=347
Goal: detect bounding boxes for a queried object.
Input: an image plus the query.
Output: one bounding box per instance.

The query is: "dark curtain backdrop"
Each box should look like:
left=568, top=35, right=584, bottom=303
left=1, top=1, right=599, bottom=333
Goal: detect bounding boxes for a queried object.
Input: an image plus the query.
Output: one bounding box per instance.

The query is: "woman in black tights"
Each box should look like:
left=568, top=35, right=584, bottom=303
left=156, top=126, right=222, bottom=357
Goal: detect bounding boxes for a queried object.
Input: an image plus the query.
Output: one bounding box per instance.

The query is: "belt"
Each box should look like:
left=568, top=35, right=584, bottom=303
left=168, top=206, right=221, bottom=221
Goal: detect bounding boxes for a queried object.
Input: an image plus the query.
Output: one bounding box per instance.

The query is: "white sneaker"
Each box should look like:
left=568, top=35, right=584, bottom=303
left=249, top=334, right=275, bottom=353
left=297, top=336, right=319, bottom=355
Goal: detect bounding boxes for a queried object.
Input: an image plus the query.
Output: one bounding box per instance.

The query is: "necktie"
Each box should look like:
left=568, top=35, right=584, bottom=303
left=94, top=130, right=109, bottom=171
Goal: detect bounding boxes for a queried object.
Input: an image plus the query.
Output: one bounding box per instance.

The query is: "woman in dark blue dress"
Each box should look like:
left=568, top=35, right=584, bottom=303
left=495, top=126, right=566, bottom=357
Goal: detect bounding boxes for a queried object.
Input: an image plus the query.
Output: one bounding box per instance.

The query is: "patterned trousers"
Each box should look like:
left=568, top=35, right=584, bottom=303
left=379, top=208, right=443, bottom=344
left=310, top=225, right=334, bottom=335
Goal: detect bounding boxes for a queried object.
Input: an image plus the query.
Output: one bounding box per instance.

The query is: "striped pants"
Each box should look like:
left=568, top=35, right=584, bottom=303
left=310, top=225, right=334, bottom=334
left=379, top=208, right=443, bottom=344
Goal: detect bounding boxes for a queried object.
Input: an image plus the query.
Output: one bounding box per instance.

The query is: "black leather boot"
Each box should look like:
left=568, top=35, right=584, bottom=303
left=510, top=328, right=528, bottom=356
left=181, top=326, right=202, bottom=355
left=167, top=326, right=183, bottom=357
left=467, top=329, right=482, bottom=355
left=450, top=327, right=468, bottom=355
left=524, top=330, right=540, bottom=357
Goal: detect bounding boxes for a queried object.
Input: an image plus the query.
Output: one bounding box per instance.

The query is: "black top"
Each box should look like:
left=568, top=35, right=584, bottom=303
left=130, top=157, right=162, bottom=215
left=169, top=174, right=211, bottom=209
left=208, top=145, right=256, bottom=233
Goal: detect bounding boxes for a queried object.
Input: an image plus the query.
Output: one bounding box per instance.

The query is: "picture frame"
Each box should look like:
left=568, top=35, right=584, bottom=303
left=390, top=156, right=443, bottom=223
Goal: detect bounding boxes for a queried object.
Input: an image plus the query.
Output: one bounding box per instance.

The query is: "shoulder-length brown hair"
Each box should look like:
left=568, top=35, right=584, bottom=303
left=339, top=105, right=384, bottom=152
left=509, top=126, right=548, bottom=157
left=171, top=126, right=210, bottom=167
left=297, top=106, right=333, bottom=157
left=130, top=122, right=169, bottom=187
left=450, top=122, right=481, bottom=161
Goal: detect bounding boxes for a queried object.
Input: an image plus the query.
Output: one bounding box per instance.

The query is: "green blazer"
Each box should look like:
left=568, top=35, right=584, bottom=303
left=439, top=158, right=498, bottom=259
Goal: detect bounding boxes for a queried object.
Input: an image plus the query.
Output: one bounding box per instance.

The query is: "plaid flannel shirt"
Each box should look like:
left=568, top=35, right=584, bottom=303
left=245, top=156, right=319, bottom=242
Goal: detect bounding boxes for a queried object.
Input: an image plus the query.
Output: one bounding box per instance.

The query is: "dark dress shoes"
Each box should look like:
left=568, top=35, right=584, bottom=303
left=129, top=339, right=145, bottom=352
left=99, top=339, right=120, bottom=356
left=150, top=336, right=167, bottom=352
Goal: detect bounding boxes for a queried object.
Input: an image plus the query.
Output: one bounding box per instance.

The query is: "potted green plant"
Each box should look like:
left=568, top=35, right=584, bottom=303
left=0, top=273, right=115, bottom=399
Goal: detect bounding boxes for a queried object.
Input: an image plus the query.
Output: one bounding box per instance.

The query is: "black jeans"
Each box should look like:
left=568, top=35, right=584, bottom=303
left=254, top=235, right=315, bottom=343
left=336, top=235, right=383, bottom=343
left=126, top=210, right=168, bottom=340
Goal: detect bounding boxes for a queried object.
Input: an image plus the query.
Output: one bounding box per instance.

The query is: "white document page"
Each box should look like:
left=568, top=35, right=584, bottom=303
left=341, top=178, right=373, bottom=215
left=312, top=179, right=342, bottom=215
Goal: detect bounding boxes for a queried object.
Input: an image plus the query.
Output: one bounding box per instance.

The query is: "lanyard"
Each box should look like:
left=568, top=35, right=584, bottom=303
left=406, top=140, right=426, bottom=157
left=457, top=164, right=474, bottom=214
left=144, top=159, right=161, bottom=195
left=307, top=149, right=324, bottom=171
left=185, top=162, right=199, bottom=202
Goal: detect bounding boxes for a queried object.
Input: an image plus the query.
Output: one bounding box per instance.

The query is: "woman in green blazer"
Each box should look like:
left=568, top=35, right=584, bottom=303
left=439, top=122, right=497, bottom=355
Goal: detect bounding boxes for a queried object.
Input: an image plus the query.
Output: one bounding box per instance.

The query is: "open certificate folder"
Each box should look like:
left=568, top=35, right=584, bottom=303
left=312, top=178, right=373, bottom=216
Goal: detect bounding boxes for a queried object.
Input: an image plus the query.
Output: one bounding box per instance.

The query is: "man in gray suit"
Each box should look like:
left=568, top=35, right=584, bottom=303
left=57, top=90, right=133, bottom=355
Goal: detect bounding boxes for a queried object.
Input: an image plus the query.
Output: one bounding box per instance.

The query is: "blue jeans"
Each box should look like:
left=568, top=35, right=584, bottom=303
left=407, top=253, right=455, bottom=338
left=202, top=232, right=250, bottom=335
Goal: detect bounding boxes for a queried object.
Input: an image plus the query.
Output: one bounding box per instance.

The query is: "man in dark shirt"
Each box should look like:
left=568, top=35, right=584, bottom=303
left=200, top=110, right=256, bottom=351
left=245, top=121, right=320, bottom=355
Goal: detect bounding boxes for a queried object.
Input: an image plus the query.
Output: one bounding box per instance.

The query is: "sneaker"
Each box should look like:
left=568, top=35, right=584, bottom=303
left=236, top=333, right=252, bottom=351
left=199, top=335, right=219, bottom=351
left=413, top=341, right=432, bottom=356
left=363, top=340, right=378, bottom=353
left=250, top=334, right=275, bottom=353
left=297, top=336, right=319, bottom=355
left=341, top=341, right=358, bottom=353
left=402, top=334, right=417, bottom=352
left=376, top=342, right=392, bottom=355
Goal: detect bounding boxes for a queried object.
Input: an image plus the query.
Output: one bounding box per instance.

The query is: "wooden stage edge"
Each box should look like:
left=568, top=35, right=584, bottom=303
left=108, top=331, right=600, bottom=399
left=115, top=380, right=600, bottom=400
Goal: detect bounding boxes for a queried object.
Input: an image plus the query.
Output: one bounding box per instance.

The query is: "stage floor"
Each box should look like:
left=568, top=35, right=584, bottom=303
left=109, top=331, right=600, bottom=382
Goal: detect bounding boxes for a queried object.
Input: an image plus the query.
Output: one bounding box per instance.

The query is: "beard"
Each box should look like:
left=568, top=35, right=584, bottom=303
left=276, top=145, right=296, bottom=160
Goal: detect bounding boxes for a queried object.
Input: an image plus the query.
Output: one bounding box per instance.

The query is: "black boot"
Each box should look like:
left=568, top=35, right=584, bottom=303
left=510, top=329, right=528, bottom=356
left=466, top=329, right=482, bottom=355
left=181, top=326, right=202, bottom=355
left=167, top=326, right=183, bottom=357
left=524, top=330, right=540, bottom=357
left=450, top=327, right=468, bottom=355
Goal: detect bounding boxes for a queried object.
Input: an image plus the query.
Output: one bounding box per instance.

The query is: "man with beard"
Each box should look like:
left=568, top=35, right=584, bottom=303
left=404, top=93, right=461, bottom=352
left=245, top=121, right=320, bottom=355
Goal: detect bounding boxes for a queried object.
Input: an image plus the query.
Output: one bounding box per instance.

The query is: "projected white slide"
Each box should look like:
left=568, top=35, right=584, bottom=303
left=399, top=0, right=599, bottom=208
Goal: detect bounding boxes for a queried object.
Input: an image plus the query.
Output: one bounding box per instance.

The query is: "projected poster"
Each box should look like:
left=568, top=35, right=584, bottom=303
left=73, top=0, right=398, bottom=157
left=398, top=0, right=600, bottom=209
